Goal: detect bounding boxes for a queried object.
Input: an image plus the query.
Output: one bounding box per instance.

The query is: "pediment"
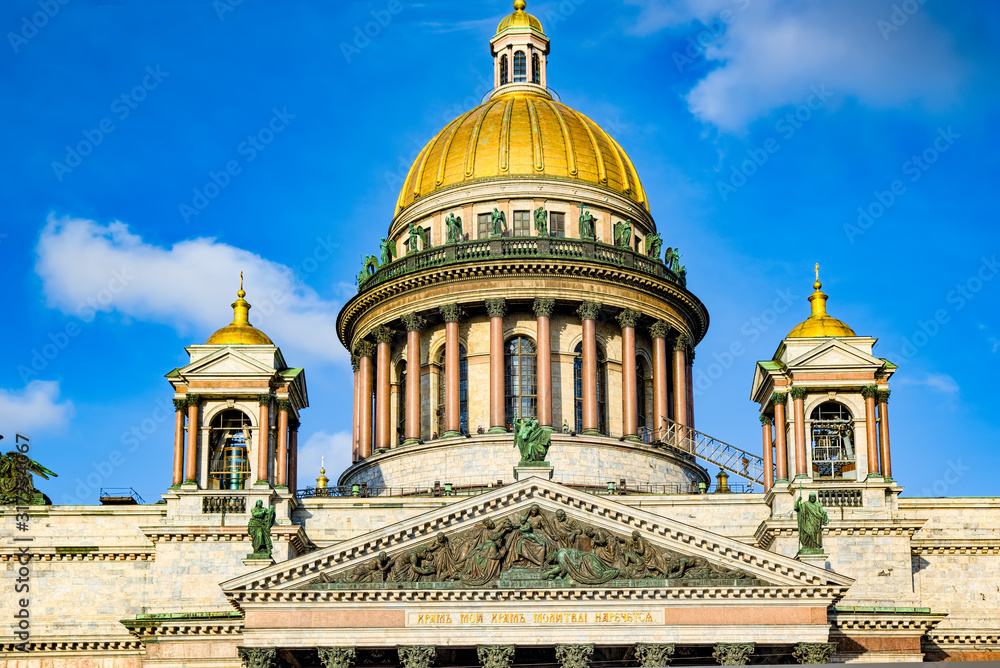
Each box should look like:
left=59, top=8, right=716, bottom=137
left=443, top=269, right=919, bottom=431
left=222, top=478, right=853, bottom=600
left=785, top=339, right=883, bottom=371
left=179, top=347, right=277, bottom=378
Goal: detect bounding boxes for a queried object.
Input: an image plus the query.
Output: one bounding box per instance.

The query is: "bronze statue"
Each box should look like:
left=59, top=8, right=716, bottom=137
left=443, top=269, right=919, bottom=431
left=577, top=204, right=596, bottom=240
left=613, top=220, right=632, bottom=248
left=389, top=546, right=436, bottom=582
left=644, top=233, right=663, bottom=261
left=628, top=530, right=674, bottom=577
left=459, top=519, right=513, bottom=586
left=504, top=513, right=548, bottom=567
left=584, top=526, right=626, bottom=569
left=664, top=247, right=682, bottom=274
left=490, top=207, right=508, bottom=237
left=0, top=450, right=56, bottom=506
left=347, top=551, right=391, bottom=583
left=533, top=207, right=548, bottom=236
left=445, top=213, right=464, bottom=244
left=247, top=500, right=276, bottom=559
left=407, top=223, right=423, bottom=253
left=795, top=491, right=829, bottom=553
left=425, top=532, right=459, bottom=581
left=379, top=237, right=396, bottom=265
left=513, top=417, right=550, bottom=463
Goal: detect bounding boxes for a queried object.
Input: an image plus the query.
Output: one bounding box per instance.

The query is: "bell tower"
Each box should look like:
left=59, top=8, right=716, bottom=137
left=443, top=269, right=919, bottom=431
left=490, top=0, right=551, bottom=98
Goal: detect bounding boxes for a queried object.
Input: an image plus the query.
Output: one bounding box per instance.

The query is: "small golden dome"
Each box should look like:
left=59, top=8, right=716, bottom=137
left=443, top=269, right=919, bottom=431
left=396, top=92, right=647, bottom=215
left=497, top=0, right=543, bottom=34
left=316, top=457, right=329, bottom=489
left=787, top=265, right=857, bottom=338
left=205, top=275, right=274, bottom=346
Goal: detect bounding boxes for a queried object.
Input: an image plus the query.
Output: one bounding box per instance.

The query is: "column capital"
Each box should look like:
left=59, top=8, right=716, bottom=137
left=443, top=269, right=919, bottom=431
left=616, top=308, right=640, bottom=329
left=372, top=325, right=395, bottom=343
left=759, top=414, right=773, bottom=425
left=355, top=340, right=376, bottom=358
left=770, top=391, right=788, bottom=406
left=533, top=297, right=555, bottom=318
left=555, top=644, right=594, bottom=668
left=712, top=643, right=754, bottom=666
left=485, top=298, right=507, bottom=318
left=277, top=398, right=292, bottom=412
left=649, top=320, right=669, bottom=339
left=289, top=417, right=300, bottom=431
left=792, top=643, right=836, bottom=665
left=477, top=645, right=516, bottom=668
left=576, top=301, right=602, bottom=321
left=397, top=646, right=437, bottom=668
left=173, top=398, right=187, bottom=412
left=257, top=393, right=272, bottom=407
left=876, top=389, right=891, bottom=403
left=861, top=384, right=879, bottom=399
left=237, top=647, right=276, bottom=668
left=635, top=644, right=675, bottom=668
left=186, top=393, right=201, bottom=408
left=350, top=354, right=360, bottom=372
left=439, top=303, right=462, bottom=322
left=688, top=347, right=696, bottom=362
left=671, top=333, right=689, bottom=351
left=789, top=387, right=807, bottom=400
left=317, top=647, right=356, bottom=668
left=401, top=313, right=427, bottom=332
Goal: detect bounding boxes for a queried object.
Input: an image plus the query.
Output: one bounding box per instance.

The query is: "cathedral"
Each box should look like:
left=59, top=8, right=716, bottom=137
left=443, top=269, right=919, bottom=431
left=2, top=3, right=997, bottom=666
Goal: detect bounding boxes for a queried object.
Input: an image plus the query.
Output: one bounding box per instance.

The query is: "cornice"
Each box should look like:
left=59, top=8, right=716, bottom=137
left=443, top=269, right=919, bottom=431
left=121, top=612, right=245, bottom=645
left=0, top=639, right=142, bottom=653
left=926, top=629, right=1000, bottom=647
left=829, top=610, right=946, bottom=635
left=755, top=519, right=926, bottom=550
left=910, top=538, right=1000, bottom=555
left=139, top=525, right=308, bottom=555
left=0, top=548, right=153, bottom=562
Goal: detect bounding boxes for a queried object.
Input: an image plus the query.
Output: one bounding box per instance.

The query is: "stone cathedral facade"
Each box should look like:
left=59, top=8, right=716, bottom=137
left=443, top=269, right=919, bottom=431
left=2, top=3, right=998, bottom=667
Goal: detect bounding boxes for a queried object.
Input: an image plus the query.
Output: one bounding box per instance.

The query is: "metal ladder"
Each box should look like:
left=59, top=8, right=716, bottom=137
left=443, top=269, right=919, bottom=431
left=658, top=419, right=774, bottom=488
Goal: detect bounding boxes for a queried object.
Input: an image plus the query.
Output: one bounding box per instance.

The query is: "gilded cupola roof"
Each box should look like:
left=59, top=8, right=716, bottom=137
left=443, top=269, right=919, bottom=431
left=786, top=265, right=857, bottom=339
left=395, top=92, right=648, bottom=215
left=497, top=0, right=544, bottom=34
left=205, top=275, right=274, bottom=346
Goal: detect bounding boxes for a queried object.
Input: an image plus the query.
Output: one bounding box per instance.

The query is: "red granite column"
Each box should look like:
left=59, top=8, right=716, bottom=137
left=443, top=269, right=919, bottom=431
left=288, top=418, right=299, bottom=495
left=486, top=298, right=507, bottom=433
left=276, top=399, right=290, bottom=487
left=617, top=309, right=640, bottom=440
left=172, top=399, right=186, bottom=488
left=533, top=298, right=555, bottom=429
left=760, top=414, right=774, bottom=492
left=863, top=385, right=880, bottom=478
left=184, top=394, right=200, bottom=485
left=650, top=321, right=669, bottom=440
left=256, top=394, right=270, bottom=484
left=401, top=313, right=427, bottom=444
left=373, top=326, right=394, bottom=450
left=351, top=355, right=360, bottom=462
left=440, top=305, right=462, bottom=437
left=356, top=342, right=375, bottom=458
left=686, top=348, right=695, bottom=431
left=577, top=302, right=602, bottom=434
left=773, top=392, right=789, bottom=482
left=877, top=389, right=892, bottom=480
left=791, top=387, right=807, bottom=478
left=672, top=335, right=689, bottom=428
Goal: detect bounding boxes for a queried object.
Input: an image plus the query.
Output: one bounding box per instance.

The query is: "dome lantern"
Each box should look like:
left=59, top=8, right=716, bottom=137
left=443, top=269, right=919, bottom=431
left=786, top=264, right=857, bottom=338
left=205, top=273, right=275, bottom=346
left=490, top=0, right=550, bottom=99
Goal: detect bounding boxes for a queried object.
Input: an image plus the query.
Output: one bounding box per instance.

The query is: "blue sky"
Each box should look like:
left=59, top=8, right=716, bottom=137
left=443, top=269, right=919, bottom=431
left=1, top=0, right=997, bottom=504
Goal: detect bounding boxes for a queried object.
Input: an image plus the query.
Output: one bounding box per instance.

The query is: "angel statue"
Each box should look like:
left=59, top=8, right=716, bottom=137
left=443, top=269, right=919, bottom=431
left=513, top=417, right=551, bottom=464
left=445, top=213, right=464, bottom=244
left=0, top=449, right=57, bottom=505
left=644, top=232, right=663, bottom=262
left=533, top=207, right=548, bottom=236
left=490, top=208, right=508, bottom=237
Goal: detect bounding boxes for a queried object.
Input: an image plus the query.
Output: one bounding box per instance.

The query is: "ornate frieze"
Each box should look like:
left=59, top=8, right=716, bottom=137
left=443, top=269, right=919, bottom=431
left=556, top=644, right=593, bottom=668
left=0, top=549, right=154, bottom=562
left=439, top=304, right=462, bottom=322
left=238, top=647, right=276, bottom=668
left=398, top=645, right=436, bottom=668
left=576, top=301, right=602, bottom=321
left=635, top=643, right=675, bottom=667
left=712, top=642, right=754, bottom=665
left=533, top=297, right=555, bottom=318
left=318, top=646, right=357, bottom=668
left=477, top=645, right=515, bottom=668
left=616, top=308, right=640, bottom=329
left=793, top=642, right=836, bottom=664
left=485, top=298, right=507, bottom=318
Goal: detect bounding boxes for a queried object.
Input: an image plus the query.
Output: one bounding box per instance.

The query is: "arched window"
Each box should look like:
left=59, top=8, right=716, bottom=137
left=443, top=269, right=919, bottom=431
left=573, top=342, right=608, bottom=434
left=810, top=402, right=855, bottom=479
left=636, top=359, right=647, bottom=433
left=513, top=51, right=527, bottom=83
left=396, top=361, right=407, bottom=445
left=505, top=337, right=536, bottom=428
left=208, top=409, right=252, bottom=490
left=532, top=53, right=541, bottom=84
left=436, top=344, right=469, bottom=435
left=500, top=55, right=509, bottom=85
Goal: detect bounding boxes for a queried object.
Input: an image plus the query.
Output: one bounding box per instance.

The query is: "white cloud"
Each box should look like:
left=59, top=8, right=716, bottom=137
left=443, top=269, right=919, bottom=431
left=899, top=373, right=960, bottom=396
left=626, top=0, right=965, bottom=131
left=35, top=216, right=346, bottom=364
left=296, top=430, right=352, bottom=488
left=0, top=381, right=75, bottom=436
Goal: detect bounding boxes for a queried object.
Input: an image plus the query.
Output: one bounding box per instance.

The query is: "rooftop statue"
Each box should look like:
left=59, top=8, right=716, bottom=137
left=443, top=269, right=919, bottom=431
left=445, top=213, right=464, bottom=244
left=0, top=450, right=57, bottom=506
left=795, top=491, right=829, bottom=554
left=513, top=417, right=550, bottom=463
left=577, top=204, right=596, bottom=240
left=644, top=232, right=663, bottom=262
left=379, top=237, right=396, bottom=265
left=356, top=254, right=380, bottom=291
left=613, top=220, right=632, bottom=248
left=533, top=207, right=548, bottom=236
left=247, top=500, right=276, bottom=560
left=490, top=208, right=508, bottom=237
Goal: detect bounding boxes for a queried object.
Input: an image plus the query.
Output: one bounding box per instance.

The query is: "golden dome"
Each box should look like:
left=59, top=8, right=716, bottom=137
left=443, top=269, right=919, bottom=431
left=787, top=266, right=857, bottom=338
left=205, top=277, right=274, bottom=346
left=396, top=92, right=648, bottom=214
left=497, top=0, right=544, bottom=34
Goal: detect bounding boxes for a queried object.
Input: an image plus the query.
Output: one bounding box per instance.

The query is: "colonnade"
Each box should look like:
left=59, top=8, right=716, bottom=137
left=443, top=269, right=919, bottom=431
left=351, top=299, right=696, bottom=461
left=170, top=394, right=299, bottom=492
left=758, top=387, right=892, bottom=492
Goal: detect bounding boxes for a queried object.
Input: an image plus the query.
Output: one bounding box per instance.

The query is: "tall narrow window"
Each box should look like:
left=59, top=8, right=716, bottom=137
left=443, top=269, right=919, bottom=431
left=549, top=212, right=565, bottom=237
left=637, top=359, right=647, bottom=433
left=532, top=54, right=541, bottom=84
left=513, top=210, right=531, bottom=237
left=396, top=362, right=406, bottom=445
left=505, top=337, right=537, bottom=427
left=437, top=344, right=469, bottom=435
left=573, top=342, right=608, bottom=435
left=513, top=51, right=527, bottom=83
left=500, top=55, right=509, bottom=85
left=810, top=402, right=855, bottom=479
left=477, top=213, right=491, bottom=239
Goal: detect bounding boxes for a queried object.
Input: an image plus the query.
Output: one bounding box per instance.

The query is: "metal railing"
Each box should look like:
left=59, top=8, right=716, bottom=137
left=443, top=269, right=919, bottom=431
left=99, top=488, right=144, bottom=504
left=357, top=237, right=682, bottom=293
left=656, top=420, right=774, bottom=487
